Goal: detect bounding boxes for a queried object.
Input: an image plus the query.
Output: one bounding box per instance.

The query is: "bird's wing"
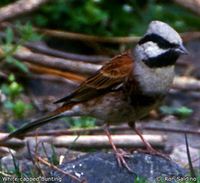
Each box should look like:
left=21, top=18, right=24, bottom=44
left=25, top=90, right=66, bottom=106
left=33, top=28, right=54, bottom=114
left=0, top=52, right=134, bottom=142
left=54, top=52, right=133, bottom=104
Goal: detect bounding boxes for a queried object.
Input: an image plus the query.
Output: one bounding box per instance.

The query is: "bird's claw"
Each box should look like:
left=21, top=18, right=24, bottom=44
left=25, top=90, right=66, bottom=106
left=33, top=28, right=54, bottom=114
left=114, top=149, right=134, bottom=173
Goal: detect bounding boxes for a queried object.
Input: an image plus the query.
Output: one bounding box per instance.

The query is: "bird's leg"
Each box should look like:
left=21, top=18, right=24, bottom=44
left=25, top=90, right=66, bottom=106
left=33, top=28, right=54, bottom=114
left=103, top=125, right=133, bottom=173
left=134, top=127, right=157, bottom=153
left=128, top=122, right=169, bottom=159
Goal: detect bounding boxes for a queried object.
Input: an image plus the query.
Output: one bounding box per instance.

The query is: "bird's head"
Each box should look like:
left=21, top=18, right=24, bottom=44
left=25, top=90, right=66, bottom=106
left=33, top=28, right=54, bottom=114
left=134, top=20, right=188, bottom=68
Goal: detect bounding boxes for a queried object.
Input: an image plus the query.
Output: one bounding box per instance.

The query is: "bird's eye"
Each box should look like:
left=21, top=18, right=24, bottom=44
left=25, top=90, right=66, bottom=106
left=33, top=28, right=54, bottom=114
left=171, top=43, right=179, bottom=48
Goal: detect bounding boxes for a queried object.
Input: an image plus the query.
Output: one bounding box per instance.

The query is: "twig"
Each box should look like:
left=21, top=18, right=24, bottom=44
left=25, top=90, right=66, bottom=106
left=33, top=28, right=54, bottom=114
left=26, top=41, right=109, bottom=63
left=173, top=0, right=200, bottom=16
left=0, top=134, right=25, bottom=148
left=26, top=141, right=44, bottom=175
left=14, top=126, right=125, bottom=137
left=141, top=125, right=200, bottom=136
left=181, top=32, right=200, bottom=42
left=0, top=133, right=165, bottom=149
left=10, top=47, right=200, bottom=89
left=0, top=171, right=12, bottom=177
left=13, top=47, right=101, bottom=75
left=35, top=28, right=140, bottom=44
left=25, top=73, right=79, bottom=86
left=0, top=134, right=164, bottom=149
left=184, top=134, right=196, bottom=180
left=0, top=31, right=109, bottom=63
left=0, top=71, right=7, bottom=79
left=51, top=135, right=165, bottom=149
left=2, top=124, right=200, bottom=148
left=2, top=122, right=200, bottom=140
left=35, top=155, right=84, bottom=183
left=173, top=76, right=200, bottom=91
left=0, top=0, right=51, bottom=22
left=27, top=63, right=85, bottom=82
left=35, top=27, right=200, bottom=44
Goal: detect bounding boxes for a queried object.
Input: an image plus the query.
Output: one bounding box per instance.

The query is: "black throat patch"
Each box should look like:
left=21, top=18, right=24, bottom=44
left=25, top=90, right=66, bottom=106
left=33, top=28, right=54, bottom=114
left=142, top=49, right=180, bottom=68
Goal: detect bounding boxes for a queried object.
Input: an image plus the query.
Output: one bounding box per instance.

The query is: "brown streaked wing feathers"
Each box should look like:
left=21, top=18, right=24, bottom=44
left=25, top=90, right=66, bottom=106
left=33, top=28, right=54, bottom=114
left=54, top=52, right=133, bottom=104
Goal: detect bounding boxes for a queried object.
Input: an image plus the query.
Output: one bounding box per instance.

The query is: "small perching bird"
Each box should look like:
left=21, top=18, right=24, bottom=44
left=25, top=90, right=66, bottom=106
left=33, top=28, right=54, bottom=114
left=1, top=21, right=188, bottom=171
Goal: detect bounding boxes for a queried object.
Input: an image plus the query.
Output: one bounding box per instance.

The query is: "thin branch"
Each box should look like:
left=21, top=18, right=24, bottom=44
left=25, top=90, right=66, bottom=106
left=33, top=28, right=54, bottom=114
left=173, top=0, right=200, bottom=16
left=26, top=73, right=79, bottom=86
left=0, top=171, right=12, bottom=177
left=184, top=134, right=196, bottom=179
left=3, top=44, right=200, bottom=88
left=6, top=126, right=125, bottom=138
left=27, top=63, right=85, bottom=83
left=181, top=32, right=200, bottom=42
left=35, top=28, right=140, bottom=44
left=35, top=27, right=200, bottom=44
left=31, top=125, right=200, bottom=137
left=26, top=41, right=109, bottom=63
left=51, top=135, right=165, bottom=149
left=141, top=125, right=200, bottom=136
left=0, top=71, right=7, bottom=79
left=13, top=47, right=101, bottom=75
left=35, top=155, right=84, bottom=183
left=0, top=134, right=25, bottom=148
left=0, top=134, right=164, bottom=149
left=2, top=124, right=200, bottom=148
left=173, top=76, right=200, bottom=91
left=0, top=0, right=51, bottom=22
left=2, top=123, right=200, bottom=140
left=26, top=141, right=44, bottom=175
left=0, top=31, right=109, bottom=63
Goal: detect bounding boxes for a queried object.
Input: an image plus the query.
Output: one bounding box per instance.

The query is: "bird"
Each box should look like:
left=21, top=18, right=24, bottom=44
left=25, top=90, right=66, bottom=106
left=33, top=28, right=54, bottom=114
left=1, top=20, right=188, bottom=171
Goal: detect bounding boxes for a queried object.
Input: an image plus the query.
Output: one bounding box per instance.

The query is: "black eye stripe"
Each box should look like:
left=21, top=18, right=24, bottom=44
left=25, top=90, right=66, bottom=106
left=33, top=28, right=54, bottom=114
left=138, top=33, right=178, bottom=49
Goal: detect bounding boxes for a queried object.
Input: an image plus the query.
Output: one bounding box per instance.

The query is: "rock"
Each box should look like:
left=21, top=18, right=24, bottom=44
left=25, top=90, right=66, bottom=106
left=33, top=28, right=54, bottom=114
left=0, top=142, right=84, bottom=175
left=170, top=144, right=200, bottom=168
left=51, top=152, right=187, bottom=183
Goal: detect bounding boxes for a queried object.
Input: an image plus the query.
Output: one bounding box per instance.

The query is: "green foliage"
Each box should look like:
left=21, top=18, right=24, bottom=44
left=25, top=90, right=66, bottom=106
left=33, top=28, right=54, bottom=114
left=1, top=1, right=199, bottom=37
left=6, top=123, right=16, bottom=132
left=16, top=22, right=42, bottom=42
left=10, top=152, right=22, bottom=179
left=12, top=100, right=30, bottom=118
left=65, top=116, right=96, bottom=129
left=30, top=0, right=200, bottom=36
left=0, top=24, right=40, bottom=119
left=0, top=23, right=40, bottom=73
left=160, top=106, right=193, bottom=118
left=50, top=144, right=59, bottom=166
left=41, top=143, right=59, bottom=166
left=134, top=176, right=147, bottom=183
left=2, top=74, right=23, bottom=100
left=1, top=74, right=32, bottom=118
left=0, top=0, right=13, bottom=7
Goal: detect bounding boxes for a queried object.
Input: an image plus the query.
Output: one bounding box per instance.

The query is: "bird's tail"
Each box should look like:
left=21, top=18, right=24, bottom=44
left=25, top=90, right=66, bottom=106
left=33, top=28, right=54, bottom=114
left=1, top=105, right=74, bottom=142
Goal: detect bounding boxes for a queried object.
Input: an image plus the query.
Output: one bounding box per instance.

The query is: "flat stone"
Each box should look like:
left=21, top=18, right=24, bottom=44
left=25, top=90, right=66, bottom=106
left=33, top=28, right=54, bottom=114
left=170, top=144, right=200, bottom=168
left=50, top=152, right=187, bottom=183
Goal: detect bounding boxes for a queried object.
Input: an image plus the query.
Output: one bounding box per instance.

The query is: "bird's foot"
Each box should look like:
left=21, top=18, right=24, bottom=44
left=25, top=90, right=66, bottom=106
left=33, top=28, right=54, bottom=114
left=132, top=126, right=170, bottom=160
left=104, top=126, right=134, bottom=173
left=114, top=149, right=133, bottom=173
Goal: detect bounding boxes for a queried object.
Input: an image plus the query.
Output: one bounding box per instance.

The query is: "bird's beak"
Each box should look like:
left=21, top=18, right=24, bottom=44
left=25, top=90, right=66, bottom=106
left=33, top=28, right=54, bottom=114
left=177, top=44, right=189, bottom=55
